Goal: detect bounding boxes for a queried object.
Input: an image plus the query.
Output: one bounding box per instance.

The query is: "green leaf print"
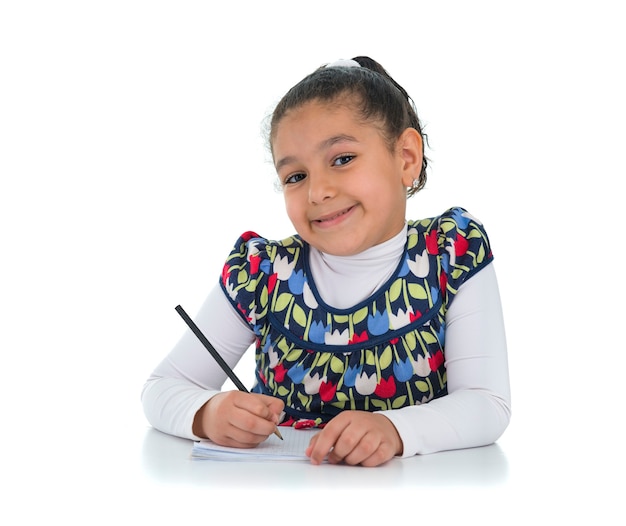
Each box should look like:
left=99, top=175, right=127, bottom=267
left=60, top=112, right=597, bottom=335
left=297, top=391, right=311, bottom=407
left=260, top=286, right=268, bottom=308
left=452, top=269, right=464, bottom=280
left=316, top=353, right=330, bottom=367
left=277, top=337, right=291, bottom=353
left=370, top=399, right=388, bottom=411
left=292, top=303, right=307, bottom=327
left=379, top=345, right=392, bottom=370
left=336, top=392, right=349, bottom=402
left=389, top=278, right=403, bottom=302
left=416, top=380, right=430, bottom=393
left=441, top=221, right=455, bottom=233
left=392, top=395, right=407, bottom=409
left=278, top=386, right=290, bottom=397
left=284, top=348, right=303, bottom=362
left=477, top=244, right=485, bottom=264
left=330, top=356, right=345, bottom=374
left=237, top=269, right=248, bottom=284
left=275, top=293, right=292, bottom=312
left=422, top=331, right=437, bottom=345
left=404, top=331, right=417, bottom=351
left=353, top=306, right=368, bottom=325
left=408, top=283, right=428, bottom=299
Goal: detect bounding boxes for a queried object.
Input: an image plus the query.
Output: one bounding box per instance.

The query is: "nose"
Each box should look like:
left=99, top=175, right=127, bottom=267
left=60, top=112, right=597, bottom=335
left=308, top=172, right=336, bottom=204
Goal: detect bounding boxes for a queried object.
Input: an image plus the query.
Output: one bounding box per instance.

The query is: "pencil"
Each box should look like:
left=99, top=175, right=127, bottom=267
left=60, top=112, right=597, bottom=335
left=175, top=305, right=283, bottom=440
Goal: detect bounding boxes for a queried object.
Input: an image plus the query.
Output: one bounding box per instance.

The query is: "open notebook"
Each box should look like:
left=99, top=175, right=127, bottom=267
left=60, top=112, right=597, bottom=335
left=191, top=427, right=320, bottom=461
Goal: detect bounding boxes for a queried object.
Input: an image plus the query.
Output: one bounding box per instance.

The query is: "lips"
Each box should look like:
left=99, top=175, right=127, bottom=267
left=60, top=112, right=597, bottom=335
left=313, top=205, right=355, bottom=224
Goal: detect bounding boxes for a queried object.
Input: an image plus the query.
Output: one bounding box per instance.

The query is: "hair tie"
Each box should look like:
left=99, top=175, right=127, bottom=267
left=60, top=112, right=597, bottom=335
left=325, top=58, right=361, bottom=68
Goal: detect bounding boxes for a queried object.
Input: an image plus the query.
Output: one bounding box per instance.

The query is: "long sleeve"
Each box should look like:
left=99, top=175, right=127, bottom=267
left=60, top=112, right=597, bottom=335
left=142, top=216, right=511, bottom=453
left=141, top=285, right=255, bottom=440
left=380, top=262, right=511, bottom=455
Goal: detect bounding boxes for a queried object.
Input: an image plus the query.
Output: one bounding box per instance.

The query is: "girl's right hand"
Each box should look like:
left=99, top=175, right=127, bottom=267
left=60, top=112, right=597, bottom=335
left=192, top=391, right=284, bottom=448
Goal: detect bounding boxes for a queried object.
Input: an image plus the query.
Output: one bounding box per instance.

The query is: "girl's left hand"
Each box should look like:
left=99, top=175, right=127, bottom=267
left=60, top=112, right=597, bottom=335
left=305, top=411, right=403, bottom=467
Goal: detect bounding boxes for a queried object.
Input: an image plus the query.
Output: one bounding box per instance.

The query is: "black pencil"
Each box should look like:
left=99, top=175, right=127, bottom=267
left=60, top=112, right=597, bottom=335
left=175, top=305, right=283, bottom=440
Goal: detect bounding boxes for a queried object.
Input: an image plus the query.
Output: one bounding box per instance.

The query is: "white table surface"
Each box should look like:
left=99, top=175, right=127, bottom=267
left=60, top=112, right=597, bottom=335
left=4, top=397, right=621, bottom=526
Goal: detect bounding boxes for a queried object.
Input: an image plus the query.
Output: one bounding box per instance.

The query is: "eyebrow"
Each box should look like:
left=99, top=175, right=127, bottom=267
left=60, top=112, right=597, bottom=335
left=275, top=134, right=358, bottom=171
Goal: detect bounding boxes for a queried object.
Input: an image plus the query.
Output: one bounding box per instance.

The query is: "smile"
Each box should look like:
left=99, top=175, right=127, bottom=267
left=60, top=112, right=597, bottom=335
left=312, top=206, right=356, bottom=226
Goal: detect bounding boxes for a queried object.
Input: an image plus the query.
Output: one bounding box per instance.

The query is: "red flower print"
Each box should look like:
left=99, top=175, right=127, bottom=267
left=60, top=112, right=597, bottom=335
left=268, top=273, right=278, bottom=294
left=455, top=234, right=469, bottom=257
left=281, top=416, right=296, bottom=427
left=237, top=303, right=252, bottom=322
left=221, top=264, right=232, bottom=285
left=390, top=338, right=399, bottom=345
left=409, top=310, right=422, bottom=322
left=249, top=254, right=261, bottom=275
left=374, top=376, right=396, bottom=399
left=273, top=363, right=287, bottom=383
left=349, top=331, right=369, bottom=344
left=241, top=231, right=259, bottom=242
left=428, top=350, right=444, bottom=372
left=439, top=271, right=447, bottom=295
left=294, top=419, right=317, bottom=429
left=319, top=380, right=337, bottom=402
left=258, top=371, right=267, bottom=385
left=426, top=229, right=439, bottom=255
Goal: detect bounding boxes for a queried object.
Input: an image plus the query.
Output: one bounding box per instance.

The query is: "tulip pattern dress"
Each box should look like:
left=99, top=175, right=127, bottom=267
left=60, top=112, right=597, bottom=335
left=220, top=207, right=493, bottom=428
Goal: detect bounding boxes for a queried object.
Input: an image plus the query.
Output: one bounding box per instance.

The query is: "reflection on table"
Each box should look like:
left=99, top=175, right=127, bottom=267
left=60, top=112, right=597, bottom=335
left=141, top=426, right=509, bottom=488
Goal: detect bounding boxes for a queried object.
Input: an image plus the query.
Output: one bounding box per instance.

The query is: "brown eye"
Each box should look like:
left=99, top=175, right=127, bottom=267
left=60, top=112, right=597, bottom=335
left=332, top=155, right=355, bottom=166
left=284, top=172, right=307, bottom=185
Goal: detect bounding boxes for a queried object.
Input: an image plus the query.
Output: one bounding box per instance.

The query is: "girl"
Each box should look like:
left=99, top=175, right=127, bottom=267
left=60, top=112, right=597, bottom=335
left=142, top=56, right=511, bottom=467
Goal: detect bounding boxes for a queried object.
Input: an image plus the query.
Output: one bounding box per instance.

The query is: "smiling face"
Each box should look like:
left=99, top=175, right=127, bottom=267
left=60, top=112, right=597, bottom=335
left=272, top=98, right=422, bottom=256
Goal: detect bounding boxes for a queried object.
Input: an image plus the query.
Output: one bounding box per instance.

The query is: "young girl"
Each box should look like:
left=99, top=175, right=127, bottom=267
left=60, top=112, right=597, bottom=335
left=142, top=56, right=511, bottom=467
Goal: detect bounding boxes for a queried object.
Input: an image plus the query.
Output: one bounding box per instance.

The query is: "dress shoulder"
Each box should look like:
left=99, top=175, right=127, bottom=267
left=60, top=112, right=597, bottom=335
left=408, top=206, right=494, bottom=297
left=219, top=231, right=305, bottom=329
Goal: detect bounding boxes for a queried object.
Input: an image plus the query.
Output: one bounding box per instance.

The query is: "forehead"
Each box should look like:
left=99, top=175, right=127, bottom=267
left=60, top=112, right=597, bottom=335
left=272, top=97, right=372, bottom=143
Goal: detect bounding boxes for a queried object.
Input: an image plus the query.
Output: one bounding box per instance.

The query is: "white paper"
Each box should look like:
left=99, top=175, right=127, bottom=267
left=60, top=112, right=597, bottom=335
left=191, top=427, right=320, bottom=461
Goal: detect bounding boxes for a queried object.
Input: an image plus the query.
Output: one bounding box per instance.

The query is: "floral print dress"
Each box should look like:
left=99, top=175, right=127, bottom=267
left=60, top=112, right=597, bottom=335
left=220, top=207, right=493, bottom=428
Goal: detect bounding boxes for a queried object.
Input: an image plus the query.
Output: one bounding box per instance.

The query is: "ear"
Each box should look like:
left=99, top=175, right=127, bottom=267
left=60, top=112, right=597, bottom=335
left=396, top=128, right=423, bottom=188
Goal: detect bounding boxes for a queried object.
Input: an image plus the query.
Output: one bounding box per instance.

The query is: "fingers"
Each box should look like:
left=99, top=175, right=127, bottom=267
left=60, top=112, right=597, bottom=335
left=204, top=391, right=284, bottom=448
left=306, top=412, right=402, bottom=467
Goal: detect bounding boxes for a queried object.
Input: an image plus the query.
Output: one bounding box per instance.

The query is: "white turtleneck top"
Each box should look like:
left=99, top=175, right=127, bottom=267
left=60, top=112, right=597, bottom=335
left=141, top=225, right=511, bottom=456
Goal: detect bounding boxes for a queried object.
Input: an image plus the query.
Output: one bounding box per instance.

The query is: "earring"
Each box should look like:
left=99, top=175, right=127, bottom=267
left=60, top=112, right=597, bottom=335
left=411, top=179, right=419, bottom=189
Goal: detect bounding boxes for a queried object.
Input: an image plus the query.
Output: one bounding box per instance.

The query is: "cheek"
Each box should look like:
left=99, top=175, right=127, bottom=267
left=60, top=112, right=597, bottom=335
left=283, top=194, right=303, bottom=224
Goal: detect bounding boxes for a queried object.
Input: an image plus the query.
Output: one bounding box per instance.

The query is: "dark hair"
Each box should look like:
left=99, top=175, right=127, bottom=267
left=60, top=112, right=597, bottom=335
left=269, top=56, right=428, bottom=196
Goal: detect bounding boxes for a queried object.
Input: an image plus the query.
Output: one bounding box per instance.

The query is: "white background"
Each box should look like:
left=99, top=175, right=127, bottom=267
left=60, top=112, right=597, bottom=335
left=1, top=1, right=624, bottom=524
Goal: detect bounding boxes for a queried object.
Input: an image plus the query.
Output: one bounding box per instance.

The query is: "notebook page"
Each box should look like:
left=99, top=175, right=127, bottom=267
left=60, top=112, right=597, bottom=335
left=191, top=427, right=319, bottom=461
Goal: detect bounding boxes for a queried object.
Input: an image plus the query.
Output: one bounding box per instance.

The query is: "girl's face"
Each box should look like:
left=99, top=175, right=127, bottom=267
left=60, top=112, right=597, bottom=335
left=272, top=99, right=422, bottom=256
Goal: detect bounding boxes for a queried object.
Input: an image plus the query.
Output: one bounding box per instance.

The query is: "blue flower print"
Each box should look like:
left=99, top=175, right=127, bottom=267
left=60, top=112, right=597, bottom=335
left=287, top=363, right=309, bottom=384
left=262, top=335, right=273, bottom=354
left=343, top=364, right=360, bottom=387
left=367, top=310, right=389, bottom=336
left=309, top=320, right=330, bottom=344
left=260, top=259, right=271, bottom=274
left=441, top=252, right=449, bottom=273
left=393, top=357, right=414, bottom=382
left=436, top=324, right=445, bottom=347
left=288, top=269, right=305, bottom=295
left=451, top=207, right=471, bottom=230
left=398, top=256, right=410, bottom=277
left=430, top=286, right=439, bottom=305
